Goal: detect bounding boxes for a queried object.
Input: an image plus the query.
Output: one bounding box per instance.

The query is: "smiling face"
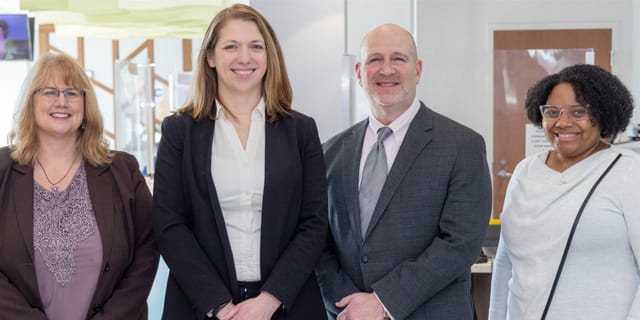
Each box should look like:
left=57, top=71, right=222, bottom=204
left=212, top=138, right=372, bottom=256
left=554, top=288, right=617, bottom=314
left=356, top=24, right=422, bottom=122
left=206, top=19, right=267, bottom=102
left=543, top=82, right=602, bottom=164
left=33, top=71, right=85, bottom=142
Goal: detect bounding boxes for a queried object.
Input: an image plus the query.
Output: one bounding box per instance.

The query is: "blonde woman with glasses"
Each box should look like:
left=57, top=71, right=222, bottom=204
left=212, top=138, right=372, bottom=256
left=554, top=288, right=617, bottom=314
left=0, top=52, right=159, bottom=320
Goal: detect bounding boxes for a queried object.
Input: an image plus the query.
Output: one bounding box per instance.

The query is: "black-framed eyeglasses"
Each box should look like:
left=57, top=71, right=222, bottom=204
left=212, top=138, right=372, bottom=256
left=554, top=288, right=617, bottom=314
left=539, top=104, right=590, bottom=121
left=34, top=87, right=85, bottom=102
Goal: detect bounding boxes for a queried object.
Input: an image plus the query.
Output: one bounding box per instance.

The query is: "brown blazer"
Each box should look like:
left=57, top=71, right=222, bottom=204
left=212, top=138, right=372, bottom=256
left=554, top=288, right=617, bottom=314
left=0, top=147, right=159, bottom=320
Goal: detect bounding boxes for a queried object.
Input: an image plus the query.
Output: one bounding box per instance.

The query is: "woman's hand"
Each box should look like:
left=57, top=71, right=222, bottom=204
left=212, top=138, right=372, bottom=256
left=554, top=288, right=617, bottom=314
left=216, top=302, right=237, bottom=320
left=229, top=291, right=281, bottom=320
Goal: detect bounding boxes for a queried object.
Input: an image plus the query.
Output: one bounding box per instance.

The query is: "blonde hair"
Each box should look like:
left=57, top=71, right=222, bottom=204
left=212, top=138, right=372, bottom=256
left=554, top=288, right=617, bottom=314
left=178, top=3, right=292, bottom=122
left=10, top=52, right=112, bottom=166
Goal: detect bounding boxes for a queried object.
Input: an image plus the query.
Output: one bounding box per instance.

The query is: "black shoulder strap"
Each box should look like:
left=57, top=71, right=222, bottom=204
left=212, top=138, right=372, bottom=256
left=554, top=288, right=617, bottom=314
left=540, top=153, right=622, bottom=319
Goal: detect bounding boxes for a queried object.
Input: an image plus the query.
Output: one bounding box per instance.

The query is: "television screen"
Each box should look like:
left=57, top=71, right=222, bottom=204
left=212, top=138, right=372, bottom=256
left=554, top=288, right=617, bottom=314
left=0, top=14, right=32, bottom=61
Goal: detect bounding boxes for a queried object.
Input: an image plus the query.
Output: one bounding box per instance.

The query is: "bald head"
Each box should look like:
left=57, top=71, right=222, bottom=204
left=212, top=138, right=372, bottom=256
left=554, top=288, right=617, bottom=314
left=360, top=24, right=418, bottom=62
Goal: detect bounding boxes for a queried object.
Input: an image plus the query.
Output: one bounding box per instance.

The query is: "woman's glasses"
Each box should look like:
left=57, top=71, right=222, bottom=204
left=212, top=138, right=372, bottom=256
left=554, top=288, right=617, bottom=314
left=539, top=104, right=590, bottom=121
left=34, top=87, right=85, bottom=102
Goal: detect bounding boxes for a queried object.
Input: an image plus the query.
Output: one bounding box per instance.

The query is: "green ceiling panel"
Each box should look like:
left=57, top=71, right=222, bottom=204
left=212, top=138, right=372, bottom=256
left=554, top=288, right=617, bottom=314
left=21, top=0, right=234, bottom=38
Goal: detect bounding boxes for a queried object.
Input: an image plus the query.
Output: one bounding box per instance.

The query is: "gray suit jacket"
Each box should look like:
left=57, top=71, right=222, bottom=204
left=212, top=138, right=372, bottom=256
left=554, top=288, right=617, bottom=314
left=316, top=103, right=492, bottom=320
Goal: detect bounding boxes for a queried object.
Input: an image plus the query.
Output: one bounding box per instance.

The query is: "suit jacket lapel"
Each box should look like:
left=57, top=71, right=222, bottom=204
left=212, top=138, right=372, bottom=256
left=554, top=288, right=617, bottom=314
left=343, top=120, right=368, bottom=242
left=86, top=162, right=115, bottom=267
left=195, top=119, right=239, bottom=290
left=364, top=104, right=433, bottom=238
left=13, top=163, right=35, bottom=261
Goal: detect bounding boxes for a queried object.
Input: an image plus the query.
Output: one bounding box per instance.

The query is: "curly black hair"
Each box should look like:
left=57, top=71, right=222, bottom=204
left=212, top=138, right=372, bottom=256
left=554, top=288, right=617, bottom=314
left=524, top=64, right=634, bottom=139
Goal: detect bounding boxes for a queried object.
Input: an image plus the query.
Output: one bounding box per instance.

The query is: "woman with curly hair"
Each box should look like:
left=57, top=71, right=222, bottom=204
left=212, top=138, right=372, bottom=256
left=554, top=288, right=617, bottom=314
left=489, top=64, right=640, bottom=319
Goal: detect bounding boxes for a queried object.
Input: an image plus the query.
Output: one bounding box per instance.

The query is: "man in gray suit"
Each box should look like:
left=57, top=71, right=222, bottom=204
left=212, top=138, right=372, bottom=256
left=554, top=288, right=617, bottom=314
left=316, top=24, right=492, bottom=320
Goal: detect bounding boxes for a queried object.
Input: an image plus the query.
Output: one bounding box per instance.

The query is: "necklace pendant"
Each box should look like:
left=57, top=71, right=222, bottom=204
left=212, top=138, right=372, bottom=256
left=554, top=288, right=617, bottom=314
left=51, top=185, right=59, bottom=192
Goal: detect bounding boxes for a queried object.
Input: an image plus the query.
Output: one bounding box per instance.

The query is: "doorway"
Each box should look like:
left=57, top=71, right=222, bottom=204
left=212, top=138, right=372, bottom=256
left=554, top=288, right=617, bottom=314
left=492, top=29, right=612, bottom=218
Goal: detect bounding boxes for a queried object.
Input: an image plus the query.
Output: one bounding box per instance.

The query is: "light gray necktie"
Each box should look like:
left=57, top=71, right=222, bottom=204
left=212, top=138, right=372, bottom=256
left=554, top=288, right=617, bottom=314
left=359, top=126, right=393, bottom=237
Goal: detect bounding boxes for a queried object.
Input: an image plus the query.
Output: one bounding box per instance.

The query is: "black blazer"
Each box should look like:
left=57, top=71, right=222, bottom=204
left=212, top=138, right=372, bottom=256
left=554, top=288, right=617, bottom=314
left=153, top=109, right=328, bottom=319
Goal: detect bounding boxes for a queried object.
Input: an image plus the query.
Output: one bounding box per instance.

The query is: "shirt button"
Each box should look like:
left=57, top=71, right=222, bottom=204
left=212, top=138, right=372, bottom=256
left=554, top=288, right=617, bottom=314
left=361, top=255, right=368, bottom=263
left=103, top=264, right=110, bottom=272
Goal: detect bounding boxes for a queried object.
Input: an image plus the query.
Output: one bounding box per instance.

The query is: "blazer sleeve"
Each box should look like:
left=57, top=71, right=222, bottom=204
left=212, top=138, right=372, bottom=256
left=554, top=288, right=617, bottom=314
left=621, top=156, right=640, bottom=318
left=0, top=150, right=47, bottom=319
left=91, top=154, right=159, bottom=319
left=488, top=234, right=511, bottom=320
left=153, top=116, right=232, bottom=318
left=315, top=232, right=360, bottom=316
left=260, top=116, right=329, bottom=309
left=371, top=133, right=492, bottom=319
left=0, top=272, right=46, bottom=319
left=315, top=133, right=361, bottom=316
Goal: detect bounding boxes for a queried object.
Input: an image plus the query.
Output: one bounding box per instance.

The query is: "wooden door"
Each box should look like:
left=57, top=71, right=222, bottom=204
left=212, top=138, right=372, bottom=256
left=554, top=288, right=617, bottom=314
left=492, top=29, right=611, bottom=218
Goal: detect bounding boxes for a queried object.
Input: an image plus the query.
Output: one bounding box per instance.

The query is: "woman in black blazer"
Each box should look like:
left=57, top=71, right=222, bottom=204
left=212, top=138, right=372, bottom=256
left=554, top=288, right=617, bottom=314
left=153, top=4, right=327, bottom=320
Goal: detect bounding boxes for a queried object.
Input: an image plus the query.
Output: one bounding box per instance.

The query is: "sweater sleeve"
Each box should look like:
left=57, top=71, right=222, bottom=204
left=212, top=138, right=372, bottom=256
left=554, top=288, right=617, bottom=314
left=620, top=155, right=640, bottom=318
left=488, top=234, right=511, bottom=320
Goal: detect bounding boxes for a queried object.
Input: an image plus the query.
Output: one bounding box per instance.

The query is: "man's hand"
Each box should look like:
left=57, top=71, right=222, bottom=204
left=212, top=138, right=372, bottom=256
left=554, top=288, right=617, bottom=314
left=335, top=292, right=385, bottom=320
left=228, top=291, right=281, bottom=320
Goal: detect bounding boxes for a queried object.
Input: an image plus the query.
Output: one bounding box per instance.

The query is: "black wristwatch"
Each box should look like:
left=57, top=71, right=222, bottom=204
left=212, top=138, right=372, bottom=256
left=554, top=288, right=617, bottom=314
left=206, top=301, right=229, bottom=319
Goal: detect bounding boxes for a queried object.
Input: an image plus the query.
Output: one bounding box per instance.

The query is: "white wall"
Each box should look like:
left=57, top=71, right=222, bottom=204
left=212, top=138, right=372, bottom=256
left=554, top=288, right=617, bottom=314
left=416, top=0, right=634, bottom=168
left=346, top=0, right=413, bottom=124
left=251, top=0, right=345, bottom=141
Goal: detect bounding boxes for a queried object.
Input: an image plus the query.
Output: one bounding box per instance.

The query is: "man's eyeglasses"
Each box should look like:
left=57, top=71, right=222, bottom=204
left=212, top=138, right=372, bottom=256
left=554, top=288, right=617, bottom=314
left=34, top=87, right=85, bottom=102
left=539, top=104, right=590, bottom=121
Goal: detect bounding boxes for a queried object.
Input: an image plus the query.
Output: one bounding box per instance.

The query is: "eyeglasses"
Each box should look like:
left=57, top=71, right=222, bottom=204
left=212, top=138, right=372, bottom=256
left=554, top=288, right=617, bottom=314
left=539, top=104, right=590, bottom=121
left=34, top=87, right=85, bottom=102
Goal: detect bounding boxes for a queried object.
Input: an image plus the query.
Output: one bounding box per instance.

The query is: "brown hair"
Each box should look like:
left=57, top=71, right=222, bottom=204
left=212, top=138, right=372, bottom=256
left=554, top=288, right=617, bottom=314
left=10, top=52, right=112, bottom=166
left=177, top=3, right=292, bottom=122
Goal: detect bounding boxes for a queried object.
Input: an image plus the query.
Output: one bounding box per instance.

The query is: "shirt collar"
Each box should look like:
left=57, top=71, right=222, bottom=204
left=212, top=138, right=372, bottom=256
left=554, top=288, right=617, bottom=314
left=216, top=98, right=266, bottom=121
left=367, top=96, right=420, bottom=134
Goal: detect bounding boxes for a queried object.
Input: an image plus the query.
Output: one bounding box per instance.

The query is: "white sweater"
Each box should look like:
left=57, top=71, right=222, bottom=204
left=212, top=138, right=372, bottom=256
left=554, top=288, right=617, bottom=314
left=489, top=146, right=640, bottom=320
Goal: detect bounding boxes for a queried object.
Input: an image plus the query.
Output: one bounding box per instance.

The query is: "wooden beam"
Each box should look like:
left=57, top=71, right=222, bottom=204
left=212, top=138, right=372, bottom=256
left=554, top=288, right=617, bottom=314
left=154, top=74, right=168, bottom=86
left=38, top=24, right=55, bottom=56
left=112, top=40, right=119, bottom=62
left=112, top=39, right=119, bottom=141
left=49, top=45, right=64, bottom=54
left=91, top=79, right=114, bottom=94
left=182, top=39, right=192, bottom=71
left=77, top=37, right=85, bottom=67
left=147, top=39, right=154, bottom=63
left=125, top=40, right=150, bottom=60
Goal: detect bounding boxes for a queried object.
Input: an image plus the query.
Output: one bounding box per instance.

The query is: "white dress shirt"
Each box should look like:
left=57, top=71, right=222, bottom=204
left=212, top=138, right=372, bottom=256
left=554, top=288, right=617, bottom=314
left=358, top=97, right=421, bottom=187
left=210, top=99, right=265, bottom=282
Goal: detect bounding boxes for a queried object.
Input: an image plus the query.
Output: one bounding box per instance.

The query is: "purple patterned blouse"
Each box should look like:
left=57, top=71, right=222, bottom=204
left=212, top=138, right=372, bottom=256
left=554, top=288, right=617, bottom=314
left=33, top=162, right=103, bottom=320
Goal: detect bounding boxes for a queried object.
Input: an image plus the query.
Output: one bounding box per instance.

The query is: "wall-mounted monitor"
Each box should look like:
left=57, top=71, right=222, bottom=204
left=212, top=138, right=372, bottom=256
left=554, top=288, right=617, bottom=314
left=0, top=13, right=32, bottom=61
